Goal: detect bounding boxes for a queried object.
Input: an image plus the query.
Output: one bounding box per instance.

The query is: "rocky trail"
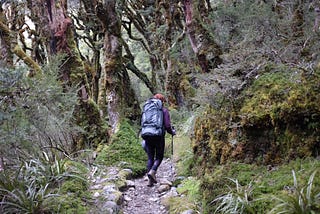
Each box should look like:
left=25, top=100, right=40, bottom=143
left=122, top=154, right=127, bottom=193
left=89, top=158, right=182, bottom=214
left=121, top=158, right=178, bottom=214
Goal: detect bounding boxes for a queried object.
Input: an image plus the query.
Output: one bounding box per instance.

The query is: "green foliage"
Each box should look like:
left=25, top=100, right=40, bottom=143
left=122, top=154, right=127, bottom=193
left=95, top=120, right=147, bottom=177
left=0, top=159, right=55, bottom=213
left=0, top=60, right=98, bottom=213
left=198, top=158, right=320, bottom=213
left=177, top=177, right=201, bottom=201
left=0, top=153, right=89, bottom=213
left=212, top=178, right=255, bottom=214
left=269, top=170, right=320, bottom=214
left=0, top=182, right=56, bottom=214
left=0, top=63, right=79, bottom=166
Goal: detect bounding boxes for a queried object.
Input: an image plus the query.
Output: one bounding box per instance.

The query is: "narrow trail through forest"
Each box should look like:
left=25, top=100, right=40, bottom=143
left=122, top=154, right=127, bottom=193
left=121, top=158, right=178, bottom=214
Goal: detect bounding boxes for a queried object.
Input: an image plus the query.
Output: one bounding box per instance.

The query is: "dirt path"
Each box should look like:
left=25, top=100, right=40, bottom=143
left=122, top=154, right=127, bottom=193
left=121, top=158, right=177, bottom=214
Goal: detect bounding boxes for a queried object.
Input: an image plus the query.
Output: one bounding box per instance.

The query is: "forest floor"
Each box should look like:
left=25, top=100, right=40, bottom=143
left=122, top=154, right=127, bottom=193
left=121, top=158, right=178, bottom=214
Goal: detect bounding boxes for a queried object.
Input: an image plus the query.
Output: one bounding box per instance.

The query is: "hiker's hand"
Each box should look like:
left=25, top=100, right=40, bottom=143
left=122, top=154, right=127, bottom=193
left=172, top=127, right=176, bottom=136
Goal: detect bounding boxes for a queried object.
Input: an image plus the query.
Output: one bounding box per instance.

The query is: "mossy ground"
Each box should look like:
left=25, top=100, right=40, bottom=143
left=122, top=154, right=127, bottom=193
left=95, top=119, right=147, bottom=177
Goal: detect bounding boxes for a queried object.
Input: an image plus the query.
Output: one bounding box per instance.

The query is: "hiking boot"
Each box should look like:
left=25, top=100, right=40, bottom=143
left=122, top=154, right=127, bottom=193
left=147, top=169, right=157, bottom=184
left=147, top=178, right=153, bottom=187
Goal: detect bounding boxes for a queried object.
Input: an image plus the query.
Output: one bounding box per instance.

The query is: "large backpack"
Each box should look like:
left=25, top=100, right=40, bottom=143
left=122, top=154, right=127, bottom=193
left=141, top=98, right=164, bottom=140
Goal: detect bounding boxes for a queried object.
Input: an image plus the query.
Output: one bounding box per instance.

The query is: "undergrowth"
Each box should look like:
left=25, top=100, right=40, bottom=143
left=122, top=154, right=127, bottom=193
left=269, top=170, right=320, bottom=214
left=200, top=158, right=320, bottom=213
left=95, top=119, right=147, bottom=177
left=163, top=177, right=202, bottom=214
left=0, top=155, right=90, bottom=213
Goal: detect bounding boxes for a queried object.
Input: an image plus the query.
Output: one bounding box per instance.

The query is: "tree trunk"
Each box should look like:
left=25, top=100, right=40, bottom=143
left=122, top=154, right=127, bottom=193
left=96, top=1, right=140, bottom=133
left=183, top=0, right=222, bottom=73
left=291, top=1, right=304, bottom=38
left=24, top=0, right=109, bottom=149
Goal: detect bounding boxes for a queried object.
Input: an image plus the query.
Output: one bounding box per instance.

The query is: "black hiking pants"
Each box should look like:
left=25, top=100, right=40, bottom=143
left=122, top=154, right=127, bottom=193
left=145, top=136, right=165, bottom=172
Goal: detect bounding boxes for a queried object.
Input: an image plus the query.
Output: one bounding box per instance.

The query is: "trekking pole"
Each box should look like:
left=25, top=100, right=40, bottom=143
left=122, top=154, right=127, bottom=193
left=171, top=134, right=174, bottom=181
left=171, top=126, right=175, bottom=158
left=171, top=134, right=174, bottom=157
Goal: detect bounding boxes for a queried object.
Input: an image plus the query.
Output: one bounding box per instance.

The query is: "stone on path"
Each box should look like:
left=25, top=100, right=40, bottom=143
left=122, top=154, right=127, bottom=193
left=120, top=158, right=177, bottom=214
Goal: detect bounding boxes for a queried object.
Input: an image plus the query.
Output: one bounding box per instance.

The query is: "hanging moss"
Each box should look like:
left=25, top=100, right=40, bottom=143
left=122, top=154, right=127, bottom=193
left=192, top=106, right=234, bottom=178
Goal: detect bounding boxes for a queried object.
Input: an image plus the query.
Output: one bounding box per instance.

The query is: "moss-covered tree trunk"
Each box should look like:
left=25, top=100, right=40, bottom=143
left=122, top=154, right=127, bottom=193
left=291, top=1, right=304, bottom=38
left=158, top=1, right=187, bottom=107
left=183, top=0, right=222, bottom=73
left=24, top=0, right=108, bottom=149
left=96, top=1, right=140, bottom=134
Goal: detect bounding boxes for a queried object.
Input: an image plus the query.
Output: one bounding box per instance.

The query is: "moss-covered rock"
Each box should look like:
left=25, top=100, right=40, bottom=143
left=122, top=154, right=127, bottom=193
left=193, top=66, right=320, bottom=172
left=239, top=67, right=320, bottom=163
left=191, top=65, right=320, bottom=213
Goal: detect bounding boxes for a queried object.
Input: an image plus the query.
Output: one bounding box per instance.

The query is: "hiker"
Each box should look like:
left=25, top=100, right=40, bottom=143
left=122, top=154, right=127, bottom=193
left=141, top=93, right=176, bottom=187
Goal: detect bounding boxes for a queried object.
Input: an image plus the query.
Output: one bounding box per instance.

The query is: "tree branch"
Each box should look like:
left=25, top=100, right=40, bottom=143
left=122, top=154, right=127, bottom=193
left=13, top=45, right=42, bottom=74
left=0, top=20, right=41, bottom=75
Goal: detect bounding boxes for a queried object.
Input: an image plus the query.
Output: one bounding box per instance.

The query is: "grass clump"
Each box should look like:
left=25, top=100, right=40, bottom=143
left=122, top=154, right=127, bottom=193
left=95, top=119, right=147, bottom=177
left=163, top=196, right=200, bottom=214
left=169, top=133, right=194, bottom=177
left=269, top=170, right=320, bottom=214
left=212, top=178, right=255, bottom=214
left=177, top=177, right=201, bottom=201
left=200, top=158, right=320, bottom=213
left=0, top=156, right=90, bottom=214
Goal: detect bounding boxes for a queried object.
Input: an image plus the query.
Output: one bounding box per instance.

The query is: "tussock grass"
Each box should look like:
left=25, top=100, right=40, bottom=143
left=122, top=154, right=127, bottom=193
left=212, top=178, right=256, bottom=214
left=268, top=170, right=320, bottom=214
